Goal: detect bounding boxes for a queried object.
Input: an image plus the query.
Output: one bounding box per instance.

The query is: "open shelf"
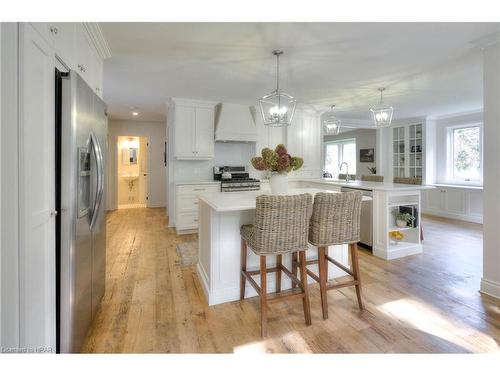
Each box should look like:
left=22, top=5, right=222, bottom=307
left=389, top=226, right=416, bottom=232
left=388, top=202, right=418, bottom=207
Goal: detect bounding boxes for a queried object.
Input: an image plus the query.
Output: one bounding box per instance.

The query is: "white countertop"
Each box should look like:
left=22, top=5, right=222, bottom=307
left=174, top=180, right=220, bottom=186
left=300, top=178, right=435, bottom=191
left=198, top=188, right=372, bottom=212
left=177, top=178, right=434, bottom=191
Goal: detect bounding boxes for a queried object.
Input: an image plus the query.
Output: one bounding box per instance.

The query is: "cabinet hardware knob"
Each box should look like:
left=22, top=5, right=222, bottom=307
left=53, top=27, right=58, bottom=34
left=50, top=210, right=58, bottom=217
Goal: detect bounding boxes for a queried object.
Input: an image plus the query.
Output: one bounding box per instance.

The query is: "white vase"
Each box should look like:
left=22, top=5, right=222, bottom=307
left=396, top=219, right=408, bottom=228
left=269, top=173, right=289, bottom=195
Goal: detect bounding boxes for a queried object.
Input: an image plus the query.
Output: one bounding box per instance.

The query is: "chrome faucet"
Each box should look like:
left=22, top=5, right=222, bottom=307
left=339, top=162, right=350, bottom=182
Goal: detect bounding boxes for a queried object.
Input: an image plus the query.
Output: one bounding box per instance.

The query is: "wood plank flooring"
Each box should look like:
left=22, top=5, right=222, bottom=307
left=82, top=208, right=500, bottom=353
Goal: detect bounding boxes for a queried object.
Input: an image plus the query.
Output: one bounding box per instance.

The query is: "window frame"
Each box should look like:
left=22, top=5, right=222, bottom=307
left=445, top=123, right=483, bottom=186
left=323, top=138, right=357, bottom=177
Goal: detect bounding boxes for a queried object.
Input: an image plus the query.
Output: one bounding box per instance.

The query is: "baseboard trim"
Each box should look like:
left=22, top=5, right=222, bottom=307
left=147, top=202, right=166, bottom=208
left=480, top=278, right=500, bottom=300
left=422, top=209, right=483, bottom=224
left=118, top=203, right=146, bottom=209
left=373, top=244, right=422, bottom=260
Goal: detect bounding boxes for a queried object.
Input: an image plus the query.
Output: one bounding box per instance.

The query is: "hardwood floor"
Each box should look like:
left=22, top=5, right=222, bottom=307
left=82, top=208, right=500, bottom=353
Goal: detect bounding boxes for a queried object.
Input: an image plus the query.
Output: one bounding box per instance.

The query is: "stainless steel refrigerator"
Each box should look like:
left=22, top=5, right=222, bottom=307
left=56, top=70, right=107, bottom=353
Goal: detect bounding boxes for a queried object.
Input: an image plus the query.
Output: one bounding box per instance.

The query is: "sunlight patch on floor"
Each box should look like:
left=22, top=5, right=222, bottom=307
left=379, top=298, right=499, bottom=352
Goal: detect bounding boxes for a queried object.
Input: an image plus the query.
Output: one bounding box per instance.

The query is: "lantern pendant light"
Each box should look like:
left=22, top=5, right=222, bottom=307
left=259, top=50, right=296, bottom=127
left=322, top=104, right=341, bottom=135
left=370, top=87, right=393, bottom=128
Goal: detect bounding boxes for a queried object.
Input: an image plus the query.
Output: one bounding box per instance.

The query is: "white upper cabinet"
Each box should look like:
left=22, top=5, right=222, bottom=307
left=31, top=22, right=76, bottom=71
left=194, top=107, right=215, bottom=158
left=175, top=105, right=196, bottom=155
left=52, top=23, right=76, bottom=69
left=171, top=99, right=215, bottom=160
left=90, top=44, right=104, bottom=97
left=30, top=23, right=105, bottom=99
left=75, top=24, right=94, bottom=86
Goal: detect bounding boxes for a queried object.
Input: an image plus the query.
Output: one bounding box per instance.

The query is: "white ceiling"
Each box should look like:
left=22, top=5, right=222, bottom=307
left=100, top=22, right=500, bottom=122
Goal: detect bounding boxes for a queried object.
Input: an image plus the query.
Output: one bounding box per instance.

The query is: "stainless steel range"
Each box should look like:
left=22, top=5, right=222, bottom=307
left=213, top=166, right=261, bottom=192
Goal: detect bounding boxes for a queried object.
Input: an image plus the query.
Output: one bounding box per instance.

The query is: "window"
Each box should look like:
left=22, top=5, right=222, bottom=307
left=447, top=124, right=482, bottom=184
left=324, top=139, right=356, bottom=177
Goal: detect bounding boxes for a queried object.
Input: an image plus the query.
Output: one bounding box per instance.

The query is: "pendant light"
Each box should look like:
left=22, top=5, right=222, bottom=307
left=322, top=105, right=341, bottom=135
left=259, top=50, right=296, bottom=127
left=370, top=88, right=393, bottom=127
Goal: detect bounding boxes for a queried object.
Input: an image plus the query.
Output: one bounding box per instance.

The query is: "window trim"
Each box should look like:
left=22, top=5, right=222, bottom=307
left=323, top=138, right=357, bottom=177
left=445, top=123, right=483, bottom=186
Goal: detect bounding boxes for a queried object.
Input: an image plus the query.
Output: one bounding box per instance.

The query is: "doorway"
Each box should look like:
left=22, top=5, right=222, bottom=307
left=117, top=136, right=149, bottom=209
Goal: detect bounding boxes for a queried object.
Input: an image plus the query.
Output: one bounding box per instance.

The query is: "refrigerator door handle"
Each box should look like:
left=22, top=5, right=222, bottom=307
left=89, top=132, right=104, bottom=231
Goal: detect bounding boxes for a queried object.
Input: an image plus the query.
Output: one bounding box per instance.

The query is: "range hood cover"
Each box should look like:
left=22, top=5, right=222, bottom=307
left=215, top=103, right=257, bottom=142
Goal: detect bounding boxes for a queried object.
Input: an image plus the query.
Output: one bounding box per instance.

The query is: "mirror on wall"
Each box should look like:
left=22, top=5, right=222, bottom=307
left=122, top=147, right=138, bottom=165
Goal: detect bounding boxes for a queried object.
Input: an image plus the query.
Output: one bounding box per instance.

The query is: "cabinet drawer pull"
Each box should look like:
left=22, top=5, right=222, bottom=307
left=193, top=201, right=199, bottom=205
left=193, top=219, right=198, bottom=222
left=193, top=188, right=206, bottom=191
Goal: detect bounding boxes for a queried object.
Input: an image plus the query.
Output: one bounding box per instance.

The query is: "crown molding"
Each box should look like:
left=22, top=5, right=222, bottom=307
left=83, top=23, right=112, bottom=59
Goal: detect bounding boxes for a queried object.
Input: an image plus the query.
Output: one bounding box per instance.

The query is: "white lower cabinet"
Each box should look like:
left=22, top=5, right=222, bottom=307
left=175, top=184, right=219, bottom=233
left=422, top=186, right=483, bottom=223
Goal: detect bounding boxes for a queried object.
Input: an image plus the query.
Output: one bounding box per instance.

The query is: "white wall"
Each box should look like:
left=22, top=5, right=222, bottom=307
left=324, top=128, right=377, bottom=178
left=107, top=120, right=167, bottom=210
left=433, top=111, right=483, bottom=184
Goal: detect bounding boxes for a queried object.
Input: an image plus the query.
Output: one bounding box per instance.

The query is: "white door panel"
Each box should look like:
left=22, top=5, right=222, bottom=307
left=19, top=23, right=56, bottom=351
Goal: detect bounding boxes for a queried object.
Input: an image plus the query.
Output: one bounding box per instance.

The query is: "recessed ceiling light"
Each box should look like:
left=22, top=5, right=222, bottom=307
left=132, top=111, right=139, bottom=116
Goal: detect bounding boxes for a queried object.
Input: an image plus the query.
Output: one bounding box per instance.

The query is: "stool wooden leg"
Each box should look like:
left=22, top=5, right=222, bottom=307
left=291, top=252, right=298, bottom=288
left=240, top=239, right=247, bottom=300
left=276, top=254, right=282, bottom=293
left=350, top=243, right=364, bottom=310
left=260, top=255, right=268, bottom=337
left=318, top=246, right=328, bottom=319
left=298, top=251, right=312, bottom=326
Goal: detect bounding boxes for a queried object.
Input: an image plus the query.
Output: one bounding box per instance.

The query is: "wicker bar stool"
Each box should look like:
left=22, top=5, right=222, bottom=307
left=393, top=176, right=424, bottom=240
left=361, top=175, right=384, bottom=182
left=240, top=194, right=313, bottom=337
left=300, top=191, right=364, bottom=319
left=393, top=176, right=422, bottom=185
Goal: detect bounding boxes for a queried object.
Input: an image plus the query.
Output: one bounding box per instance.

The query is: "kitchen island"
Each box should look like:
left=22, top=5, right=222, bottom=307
left=195, top=180, right=433, bottom=306
left=197, top=188, right=358, bottom=306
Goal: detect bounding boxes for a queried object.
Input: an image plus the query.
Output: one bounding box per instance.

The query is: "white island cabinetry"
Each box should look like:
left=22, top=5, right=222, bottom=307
left=197, top=188, right=351, bottom=306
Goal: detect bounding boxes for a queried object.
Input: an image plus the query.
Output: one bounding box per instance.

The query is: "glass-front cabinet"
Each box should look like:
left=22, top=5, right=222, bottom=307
left=408, top=124, right=423, bottom=178
left=393, top=127, right=405, bottom=177
left=391, top=123, right=424, bottom=179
